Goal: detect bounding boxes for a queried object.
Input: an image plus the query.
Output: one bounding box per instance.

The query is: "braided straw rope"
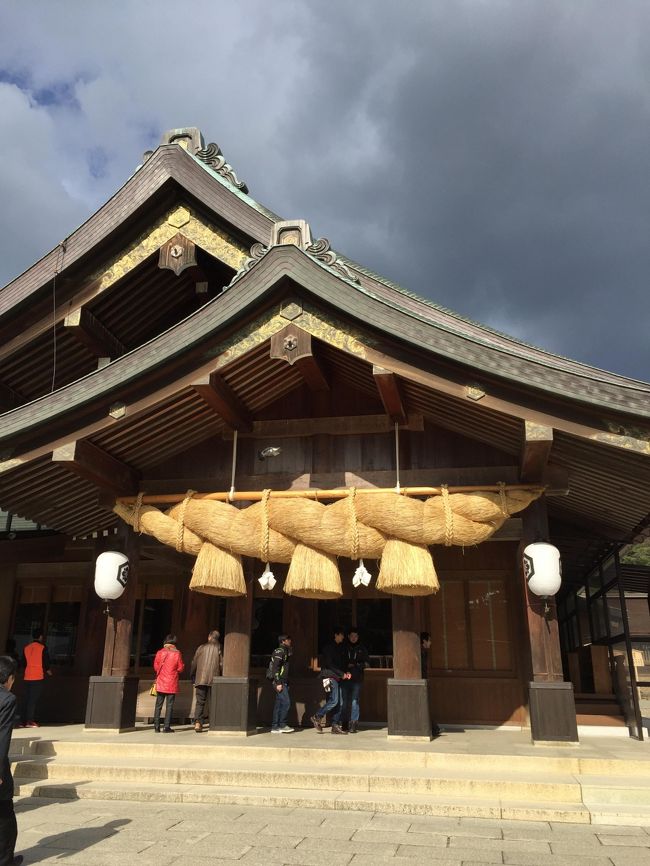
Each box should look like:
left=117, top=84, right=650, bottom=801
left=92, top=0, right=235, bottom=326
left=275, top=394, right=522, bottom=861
left=176, top=490, right=196, bottom=552
left=114, top=487, right=539, bottom=597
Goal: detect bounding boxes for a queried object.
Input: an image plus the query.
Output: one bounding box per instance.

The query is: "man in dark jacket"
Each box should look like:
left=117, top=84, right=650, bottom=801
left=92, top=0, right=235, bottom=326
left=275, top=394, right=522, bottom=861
left=269, top=634, right=294, bottom=734
left=0, top=655, right=21, bottom=866
left=310, top=627, right=351, bottom=735
left=190, top=630, right=222, bottom=733
left=341, top=627, right=370, bottom=733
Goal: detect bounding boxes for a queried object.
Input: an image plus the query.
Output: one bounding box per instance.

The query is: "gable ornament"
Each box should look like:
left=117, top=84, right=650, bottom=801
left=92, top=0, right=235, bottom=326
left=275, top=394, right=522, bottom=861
left=227, top=220, right=359, bottom=288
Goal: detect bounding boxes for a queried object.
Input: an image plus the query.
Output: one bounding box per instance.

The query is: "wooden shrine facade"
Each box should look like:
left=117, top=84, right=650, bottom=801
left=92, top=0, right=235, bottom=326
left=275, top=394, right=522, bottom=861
left=1, top=128, right=649, bottom=741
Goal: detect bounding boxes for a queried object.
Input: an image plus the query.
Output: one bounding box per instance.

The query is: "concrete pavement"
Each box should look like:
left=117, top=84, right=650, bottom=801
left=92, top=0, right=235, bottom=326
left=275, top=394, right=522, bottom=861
left=13, top=796, right=650, bottom=865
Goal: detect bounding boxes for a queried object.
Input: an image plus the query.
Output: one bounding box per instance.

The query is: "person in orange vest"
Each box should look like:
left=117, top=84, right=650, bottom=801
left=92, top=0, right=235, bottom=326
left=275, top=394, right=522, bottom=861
left=18, top=630, right=52, bottom=729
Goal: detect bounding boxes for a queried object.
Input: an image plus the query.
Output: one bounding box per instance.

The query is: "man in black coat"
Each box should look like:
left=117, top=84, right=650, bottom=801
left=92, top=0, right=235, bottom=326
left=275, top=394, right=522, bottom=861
left=310, top=627, right=351, bottom=735
left=0, top=654, right=21, bottom=866
left=269, top=634, right=294, bottom=734
left=341, top=627, right=370, bottom=733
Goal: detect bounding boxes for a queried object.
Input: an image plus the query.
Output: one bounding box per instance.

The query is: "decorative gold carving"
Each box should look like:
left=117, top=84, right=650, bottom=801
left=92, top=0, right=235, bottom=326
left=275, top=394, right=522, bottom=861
left=281, top=301, right=303, bottom=321
left=86, top=207, right=248, bottom=297
left=167, top=207, right=191, bottom=229
left=466, top=386, right=486, bottom=401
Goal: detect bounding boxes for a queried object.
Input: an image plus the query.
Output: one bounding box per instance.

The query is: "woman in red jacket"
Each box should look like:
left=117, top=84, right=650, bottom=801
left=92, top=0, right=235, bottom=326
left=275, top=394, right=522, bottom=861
left=153, top=635, right=185, bottom=733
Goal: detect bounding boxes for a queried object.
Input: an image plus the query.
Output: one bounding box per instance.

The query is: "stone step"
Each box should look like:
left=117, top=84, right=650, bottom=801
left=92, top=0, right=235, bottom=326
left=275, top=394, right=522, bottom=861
left=11, top=754, right=583, bottom=802
left=12, top=777, right=592, bottom=823
left=581, top=775, right=650, bottom=806
left=19, top=737, right=650, bottom=777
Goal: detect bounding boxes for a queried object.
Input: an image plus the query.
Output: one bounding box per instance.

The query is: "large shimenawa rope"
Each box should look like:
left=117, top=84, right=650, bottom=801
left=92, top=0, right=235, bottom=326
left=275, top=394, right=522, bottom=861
left=114, top=487, right=538, bottom=564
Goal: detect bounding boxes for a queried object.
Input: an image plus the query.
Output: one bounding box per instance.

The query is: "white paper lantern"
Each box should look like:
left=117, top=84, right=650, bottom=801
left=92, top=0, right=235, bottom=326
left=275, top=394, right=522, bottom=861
left=94, top=551, right=129, bottom=601
left=523, top=542, right=562, bottom=598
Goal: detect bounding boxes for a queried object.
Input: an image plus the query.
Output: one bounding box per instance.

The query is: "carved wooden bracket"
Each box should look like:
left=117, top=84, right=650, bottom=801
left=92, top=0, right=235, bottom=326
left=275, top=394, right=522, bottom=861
left=373, top=365, right=407, bottom=425
left=521, top=421, right=554, bottom=483
left=192, top=372, right=253, bottom=432
left=158, top=233, right=197, bottom=276
left=63, top=307, right=126, bottom=359
left=270, top=324, right=329, bottom=392
left=52, top=440, right=140, bottom=494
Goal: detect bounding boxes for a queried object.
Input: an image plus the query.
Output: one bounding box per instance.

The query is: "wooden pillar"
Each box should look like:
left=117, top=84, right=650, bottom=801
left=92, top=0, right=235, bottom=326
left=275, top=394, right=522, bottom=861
left=392, top=596, right=422, bottom=679
left=102, top=529, right=139, bottom=676
left=85, top=528, right=139, bottom=731
left=212, top=574, right=256, bottom=734
left=387, top=595, right=430, bottom=738
left=0, top=565, right=17, bottom=654
left=222, top=576, right=254, bottom=677
left=283, top=596, right=316, bottom=676
left=520, top=497, right=578, bottom=742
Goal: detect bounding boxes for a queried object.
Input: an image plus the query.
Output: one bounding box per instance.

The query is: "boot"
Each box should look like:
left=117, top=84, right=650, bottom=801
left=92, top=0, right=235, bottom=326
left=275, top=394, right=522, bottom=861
left=153, top=721, right=161, bottom=733
left=331, top=723, right=348, bottom=735
left=348, top=721, right=358, bottom=733
left=194, top=721, right=203, bottom=733
left=310, top=714, right=324, bottom=733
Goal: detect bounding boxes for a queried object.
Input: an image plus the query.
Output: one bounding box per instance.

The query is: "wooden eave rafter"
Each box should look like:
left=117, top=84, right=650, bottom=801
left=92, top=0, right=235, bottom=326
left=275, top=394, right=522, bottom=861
left=63, top=307, right=126, bottom=360
left=51, top=440, right=140, bottom=494
left=192, top=372, right=253, bottom=431
left=0, top=244, right=649, bottom=473
left=520, top=421, right=554, bottom=483
left=373, top=365, right=407, bottom=424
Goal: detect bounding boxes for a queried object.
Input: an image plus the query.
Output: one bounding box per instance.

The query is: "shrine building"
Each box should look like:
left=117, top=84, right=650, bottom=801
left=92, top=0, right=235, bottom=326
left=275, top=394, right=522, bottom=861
left=1, top=127, right=649, bottom=741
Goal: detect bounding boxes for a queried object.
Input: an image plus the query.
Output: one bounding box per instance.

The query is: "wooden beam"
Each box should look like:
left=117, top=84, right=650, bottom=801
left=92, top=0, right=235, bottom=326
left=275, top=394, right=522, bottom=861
left=521, top=421, right=553, bottom=483
left=294, top=354, right=329, bottom=392
left=192, top=372, right=252, bottom=432
left=270, top=324, right=329, bottom=392
left=223, top=413, right=424, bottom=440
left=142, top=465, right=523, bottom=495
left=52, top=440, right=139, bottom=494
left=63, top=307, right=126, bottom=359
left=373, top=366, right=407, bottom=424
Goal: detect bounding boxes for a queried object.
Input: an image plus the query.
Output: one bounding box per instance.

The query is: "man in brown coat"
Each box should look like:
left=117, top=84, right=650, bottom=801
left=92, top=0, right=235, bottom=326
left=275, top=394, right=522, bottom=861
left=190, top=630, right=222, bottom=732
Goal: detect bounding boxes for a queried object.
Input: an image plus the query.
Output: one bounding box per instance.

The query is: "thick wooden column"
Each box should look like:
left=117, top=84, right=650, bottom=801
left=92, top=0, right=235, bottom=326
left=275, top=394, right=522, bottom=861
left=388, top=595, right=430, bottom=738
left=283, top=596, right=316, bottom=676
left=102, top=529, right=139, bottom=676
left=223, top=577, right=254, bottom=677
left=520, top=498, right=578, bottom=742
left=0, top=565, right=17, bottom=654
left=392, top=596, right=422, bottom=679
left=212, top=575, right=256, bottom=734
left=85, top=529, right=139, bottom=731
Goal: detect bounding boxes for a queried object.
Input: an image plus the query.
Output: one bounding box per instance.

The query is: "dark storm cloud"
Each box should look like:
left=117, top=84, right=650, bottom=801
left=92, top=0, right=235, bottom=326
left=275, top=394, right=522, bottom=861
left=0, top=0, right=648, bottom=379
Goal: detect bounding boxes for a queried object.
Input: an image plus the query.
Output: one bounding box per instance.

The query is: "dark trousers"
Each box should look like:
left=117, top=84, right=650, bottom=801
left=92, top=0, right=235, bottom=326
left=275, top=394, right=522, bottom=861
left=271, top=685, right=290, bottom=729
left=0, top=799, right=17, bottom=866
left=153, top=692, right=175, bottom=729
left=20, top=679, right=44, bottom=723
left=194, top=685, right=211, bottom=725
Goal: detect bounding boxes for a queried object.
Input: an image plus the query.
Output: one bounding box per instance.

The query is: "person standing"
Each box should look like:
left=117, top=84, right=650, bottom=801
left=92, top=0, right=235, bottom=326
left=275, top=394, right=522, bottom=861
left=153, top=635, right=185, bottom=733
left=420, top=631, right=441, bottom=737
left=269, top=634, right=294, bottom=734
left=0, top=655, right=22, bottom=866
left=311, top=627, right=351, bottom=735
left=19, top=630, right=52, bottom=728
left=190, top=629, right=222, bottom=733
left=342, top=627, right=369, bottom=733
